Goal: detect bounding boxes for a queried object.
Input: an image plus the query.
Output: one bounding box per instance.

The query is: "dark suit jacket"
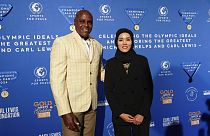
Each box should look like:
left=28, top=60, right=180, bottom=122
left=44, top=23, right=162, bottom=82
left=104, top=54, right=153, bottom=125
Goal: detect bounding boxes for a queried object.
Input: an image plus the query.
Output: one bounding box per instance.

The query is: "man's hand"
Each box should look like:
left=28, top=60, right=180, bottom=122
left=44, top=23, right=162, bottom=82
left=62, top=113, right=80, bottom=132
left=119, top=113, right=134, bottom=123
left=133, top=114, right=144, bottom=125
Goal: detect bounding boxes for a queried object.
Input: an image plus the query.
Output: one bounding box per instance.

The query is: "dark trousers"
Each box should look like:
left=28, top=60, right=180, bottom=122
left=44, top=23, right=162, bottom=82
left=113, top=122, right=150, bottom=136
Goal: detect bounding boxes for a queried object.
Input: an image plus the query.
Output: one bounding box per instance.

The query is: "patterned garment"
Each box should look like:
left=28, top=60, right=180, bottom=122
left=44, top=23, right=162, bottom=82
left=123, top=63, right=130, bottom=74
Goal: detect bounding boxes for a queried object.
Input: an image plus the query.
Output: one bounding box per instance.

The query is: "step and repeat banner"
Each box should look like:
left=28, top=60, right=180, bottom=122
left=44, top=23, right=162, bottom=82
left=0, top=0, right=210, bottom=136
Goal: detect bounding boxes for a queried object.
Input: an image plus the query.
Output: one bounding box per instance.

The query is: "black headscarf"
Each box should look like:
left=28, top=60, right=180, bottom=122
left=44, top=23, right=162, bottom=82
left=115, top=28, right=136, bottom=63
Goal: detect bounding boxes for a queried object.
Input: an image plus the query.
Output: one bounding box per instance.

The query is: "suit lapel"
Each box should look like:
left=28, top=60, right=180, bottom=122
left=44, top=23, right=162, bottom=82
left=72, top=31, right=90, bottom=61
left=89, top=39, right=94, bottom=62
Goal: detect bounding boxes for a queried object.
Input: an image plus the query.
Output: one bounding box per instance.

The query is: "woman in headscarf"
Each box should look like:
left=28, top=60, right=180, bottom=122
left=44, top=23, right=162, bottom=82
left=104, top=28, right=153, bottom=136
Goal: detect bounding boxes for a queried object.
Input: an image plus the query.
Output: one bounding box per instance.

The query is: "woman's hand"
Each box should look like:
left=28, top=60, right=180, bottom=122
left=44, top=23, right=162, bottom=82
left=119, top=113, right=134, bottom=123
left=133, top=114, right=144, bottom=125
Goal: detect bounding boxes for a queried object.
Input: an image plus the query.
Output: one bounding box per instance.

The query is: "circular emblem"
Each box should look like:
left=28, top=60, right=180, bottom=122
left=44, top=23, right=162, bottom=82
left=99, top=4, right=111, bottom=15
left=158, top=6, right=168, bottom=16
left=185, top=87, right=198, bottom=101
left=107, top=122, right=114, bottom=136
left=34, top=67, right=47, bottom=78
left=134, top=24, right=140, bottom=31
left=29, top=2, right=43, bottom=14
left=187, top=24, right=192, bottom=30
left=1, top=90, right=9, bottom=98
left=69, top=24, right=75, bottom=31
left=161, top=61, right=170, bottom=70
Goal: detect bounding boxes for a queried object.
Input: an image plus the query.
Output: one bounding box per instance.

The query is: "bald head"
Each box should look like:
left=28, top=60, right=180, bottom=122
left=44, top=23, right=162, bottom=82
left=74, top=10, right=93, bottom=22
left=74, top=10, right=93, bottom=39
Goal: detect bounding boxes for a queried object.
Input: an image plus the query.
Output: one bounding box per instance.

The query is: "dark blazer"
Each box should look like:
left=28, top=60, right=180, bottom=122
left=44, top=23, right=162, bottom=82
left=104, top=54, right=153, bottom=125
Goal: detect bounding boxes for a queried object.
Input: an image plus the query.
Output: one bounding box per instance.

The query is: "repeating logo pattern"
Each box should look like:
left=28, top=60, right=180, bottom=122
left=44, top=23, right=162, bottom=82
left=0, top=71, right=18, bottom=98
left=185, top=87, right=198, bottom=101
left=0, top=4, right=13, bottom=30
left=0, top=107, right=21, bottom=119
left=158, top=60, right=173, bottom=76
left=99, top=4, right=111, bottom=15
left=106, top=122, right=114, bottom=136
left=31, top=67, right=50, bottom=86
left=158, top=6, right=168, bottom=16
left=163, top=116, right=180, bottom=127
left=156, top=6, right=171, bottom=22
left=178, top=9, right=198, bottom=30
left=97, top=4, right=114, bottom=22
left=125, top=8, right=146, bottom=31
left=34, top=100, right=54, bottom=118
left=27, top=2, right=47, bottom=21
left=160, top=89, right=174, bottom=104
left=29, top=2, right=43, bottom=14
left=34, top=67, right=47, bottom=78
left=58, top=6, right=84, bottom=31
left=188, top=111, right=201, bottom=125
left=0, top=4, right=13, bottom=21
left=181, top=62, right=200, bottom=83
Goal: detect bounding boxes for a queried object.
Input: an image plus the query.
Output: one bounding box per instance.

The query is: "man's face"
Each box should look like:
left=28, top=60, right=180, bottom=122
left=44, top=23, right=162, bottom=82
left=74, top=11, right=93, bottom=39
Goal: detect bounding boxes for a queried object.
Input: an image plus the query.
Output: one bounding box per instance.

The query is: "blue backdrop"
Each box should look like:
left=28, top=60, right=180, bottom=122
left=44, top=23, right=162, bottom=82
left=0, top=0, right=210, bottom=136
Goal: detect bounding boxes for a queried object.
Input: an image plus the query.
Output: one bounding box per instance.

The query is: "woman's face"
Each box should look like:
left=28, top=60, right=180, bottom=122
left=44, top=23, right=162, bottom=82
left=117, top=32, right=132, bottom=53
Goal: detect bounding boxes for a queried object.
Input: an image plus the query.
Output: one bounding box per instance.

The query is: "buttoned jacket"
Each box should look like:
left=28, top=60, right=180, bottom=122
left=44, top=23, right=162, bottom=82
left=50, top=31, right=103, bottom=116
left=104, top=54, right=153, bottom=124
